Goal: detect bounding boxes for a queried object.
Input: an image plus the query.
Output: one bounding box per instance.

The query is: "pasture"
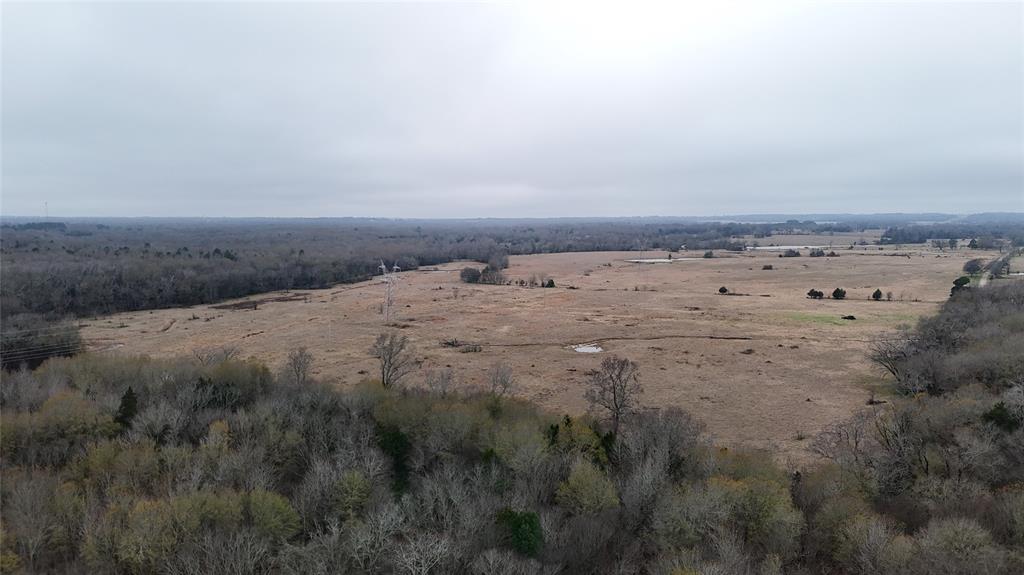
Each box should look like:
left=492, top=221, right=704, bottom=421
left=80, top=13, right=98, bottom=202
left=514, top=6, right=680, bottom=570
left=81, top=239, right=994, bottom=460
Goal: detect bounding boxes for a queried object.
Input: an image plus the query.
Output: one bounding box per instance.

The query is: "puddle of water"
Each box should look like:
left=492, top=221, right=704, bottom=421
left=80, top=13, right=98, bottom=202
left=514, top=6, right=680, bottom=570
left=573, top=344, right=603, bottom=353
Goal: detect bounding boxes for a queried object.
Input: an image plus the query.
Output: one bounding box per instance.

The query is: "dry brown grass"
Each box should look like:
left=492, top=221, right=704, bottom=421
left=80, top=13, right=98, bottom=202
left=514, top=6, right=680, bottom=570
left=81, top=235, right=996, bottom=461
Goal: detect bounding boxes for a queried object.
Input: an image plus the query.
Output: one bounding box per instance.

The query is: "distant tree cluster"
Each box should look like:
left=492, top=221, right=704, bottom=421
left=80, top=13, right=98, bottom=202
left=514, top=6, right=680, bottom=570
left=880, top=222, right=1024, bottom=246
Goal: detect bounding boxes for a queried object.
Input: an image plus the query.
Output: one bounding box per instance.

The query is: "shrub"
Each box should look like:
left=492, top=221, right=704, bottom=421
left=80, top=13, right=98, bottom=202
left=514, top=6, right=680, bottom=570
left=334, top=470, right=372, bottom=521
left=711, top=476, right=804, bottom=560
left=651, top=484, right=728, bottom=551
left=496, top=509, right=543, bottom=557
left=557, top=460, right=619, bottom=514
left=872, top=289, right=883, bottom=301
left=460, top=267, right=482, bottom=283
left=963, top=259, right=984, bottom=274
left=832, top=288, right=847, bottom=300
left=835, top=514, right=913, bottom=575
left=248, top=490, right=301, bottom=542
left=982, top=402, right=1021, bottom=432
left=544, top=279, right=556, bottom=288
left=807, top=289, right=824, bottom=299
left=809, top=249, right=826, bottom=257
left=762, top=265, right=773, bottom=270
left=915, top=517, right=1008, bottom=575
left=719, top=286, right=729, bottom=294
left=951, top=276, right=971, bottom=296
left=782, top=249, right=801, bottom=257
left=703, top=251, right=714, bottom=259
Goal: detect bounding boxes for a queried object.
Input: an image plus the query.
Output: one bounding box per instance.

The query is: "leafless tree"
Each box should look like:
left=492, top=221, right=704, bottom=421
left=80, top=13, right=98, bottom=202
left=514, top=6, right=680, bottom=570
left=868, top=332, right=912, bottom=383
left=488, top=362, right=515, bottom=397
left=5, top=472, right=57, bottom=571
left=392, top=532, right=452, bottom=575
left=193, top=346, right=240, bottom=366
left=585, top=356, right=643, bottom=434
left=348, top=503, right=405, bottom=572
left=370, top=332, right=416, bottom=388
left=424, top=368, right=454, bottom=397
left=811, top=409, right=875, bottom=470
left=165, top=530, right=272, bottom=575
left=286, top=347, right=314, bottom=386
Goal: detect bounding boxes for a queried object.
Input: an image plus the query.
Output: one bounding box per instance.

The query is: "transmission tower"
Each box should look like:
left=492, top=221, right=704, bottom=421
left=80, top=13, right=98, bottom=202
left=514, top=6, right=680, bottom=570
left=379, top=260, right=401, bottom=322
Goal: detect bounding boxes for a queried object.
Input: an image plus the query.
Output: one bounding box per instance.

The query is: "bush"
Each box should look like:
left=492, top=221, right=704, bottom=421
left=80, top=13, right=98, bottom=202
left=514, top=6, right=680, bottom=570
left=703, top=251, right=714, bottom=259
left=872, top=289, right=883, bottom=301
left=807, top=289, right=824, bottom=299
left=982, top=402, right=1021, bottom=432
left=832, top=288, right=847, bottom=300
left=719, top=286, right=729, bottom=294
left=460, top=267, right=482, bottom=283
left=248, top=490, right=301, bottom=542
left=496, top=509, right=543, bottom=557
left=334, top=470, right=372, bottom=520
left=544, top=279, right=556, bottom=288
left=556, top=460, right=619, bottom=514
left=915, top=517, right=1008, bottom=575
left=711, top=476, right=804, bottom=560
left=951, top=276, right=971, bottom=296
left=963, top=259, right=985, bottom=274
left=782, top=249, right=801, bottom=257
left=809, top=249, right=826, bottom=257
left=762, top=265, right=773, bottom=270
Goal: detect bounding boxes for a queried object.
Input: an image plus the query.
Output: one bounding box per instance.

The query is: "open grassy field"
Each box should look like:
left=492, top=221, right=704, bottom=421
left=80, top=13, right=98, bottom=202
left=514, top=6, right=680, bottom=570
left=81, top=239, right=998, bottom=461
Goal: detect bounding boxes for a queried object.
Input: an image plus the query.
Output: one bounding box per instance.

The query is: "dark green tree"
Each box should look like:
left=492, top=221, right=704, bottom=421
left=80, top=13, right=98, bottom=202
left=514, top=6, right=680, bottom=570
left=497, top=509, right=543, bottom=556
left=872, top=289, right=883, bottom=301
left=114, top=386, right=138, bottom=429
left=832, top=288, right=847, bottom=300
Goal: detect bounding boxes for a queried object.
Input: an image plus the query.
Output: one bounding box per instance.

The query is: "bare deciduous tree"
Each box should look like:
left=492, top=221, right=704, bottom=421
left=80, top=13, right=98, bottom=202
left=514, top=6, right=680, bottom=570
left=424, top=368, right=454, bottom=397
left=487, top=362, right=515, bottom=397
left=5, top=472, right=57, bottom=571
left=393, top=533, right=452, bottom=575
left=868, top=331, right=914, bottom=384
left=193, top=346, right=240, bottom=366
left=585, top=356, right=643, bottom=434
left=286, top=347, right=314, bottom=386
left=371, top=332, right=415, bottom=388
left=348, top=503, right=405, bottom=572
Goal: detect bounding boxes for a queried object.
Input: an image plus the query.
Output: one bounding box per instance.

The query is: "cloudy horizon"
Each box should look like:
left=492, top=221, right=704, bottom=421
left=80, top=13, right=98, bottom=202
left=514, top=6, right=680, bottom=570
left=2, top=1, right=1022, bottom=218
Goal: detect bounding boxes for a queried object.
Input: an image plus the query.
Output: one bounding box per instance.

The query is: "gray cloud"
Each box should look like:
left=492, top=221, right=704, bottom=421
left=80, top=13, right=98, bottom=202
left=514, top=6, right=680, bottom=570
left=2, top=1, right=1022, bottom=217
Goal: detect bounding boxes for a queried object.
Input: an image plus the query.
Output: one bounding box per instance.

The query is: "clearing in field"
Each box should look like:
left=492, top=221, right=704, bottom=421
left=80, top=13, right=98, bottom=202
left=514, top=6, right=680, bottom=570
left=81, top=240, right=994, bottom=461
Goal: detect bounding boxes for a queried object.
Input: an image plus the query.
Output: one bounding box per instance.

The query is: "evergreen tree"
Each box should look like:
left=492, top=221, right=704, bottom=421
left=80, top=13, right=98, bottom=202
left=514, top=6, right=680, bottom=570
left=114, top=386, right=138, bottom=429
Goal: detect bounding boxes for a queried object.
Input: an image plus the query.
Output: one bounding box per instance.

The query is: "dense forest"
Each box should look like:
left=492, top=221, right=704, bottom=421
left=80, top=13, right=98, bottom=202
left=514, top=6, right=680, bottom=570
left=1, top=281, right=1021, bottom=574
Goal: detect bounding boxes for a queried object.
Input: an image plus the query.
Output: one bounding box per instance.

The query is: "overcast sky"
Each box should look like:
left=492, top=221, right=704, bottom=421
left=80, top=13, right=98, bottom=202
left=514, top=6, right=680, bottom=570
left=2, top=1, right=1022, bottom=218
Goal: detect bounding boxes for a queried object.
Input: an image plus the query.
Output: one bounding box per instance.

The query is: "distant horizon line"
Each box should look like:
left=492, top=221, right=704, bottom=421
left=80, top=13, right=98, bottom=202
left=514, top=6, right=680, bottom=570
left=2, top=211, right=1023, bottom=222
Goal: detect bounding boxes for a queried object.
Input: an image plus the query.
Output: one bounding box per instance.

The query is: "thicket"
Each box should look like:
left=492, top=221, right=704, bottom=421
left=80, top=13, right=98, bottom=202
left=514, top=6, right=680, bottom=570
left=2, top=282, right=1022, bottom=574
